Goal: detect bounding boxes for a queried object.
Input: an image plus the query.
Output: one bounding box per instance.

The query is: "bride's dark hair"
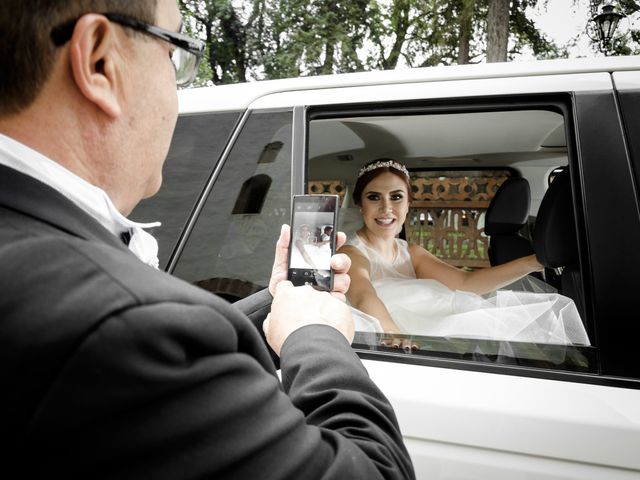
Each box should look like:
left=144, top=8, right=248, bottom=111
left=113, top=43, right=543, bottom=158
left=352, top=158, right=413, bottom=206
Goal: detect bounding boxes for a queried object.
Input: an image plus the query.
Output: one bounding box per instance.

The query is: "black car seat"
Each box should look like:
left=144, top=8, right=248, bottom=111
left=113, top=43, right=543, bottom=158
left=533, top=169, right=585, bottom=320
left=484, top=177, right=534, bottom=266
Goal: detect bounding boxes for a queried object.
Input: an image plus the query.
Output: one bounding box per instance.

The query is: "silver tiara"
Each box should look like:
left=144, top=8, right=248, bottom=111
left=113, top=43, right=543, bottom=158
left=357, top=160, right=410, bottom=179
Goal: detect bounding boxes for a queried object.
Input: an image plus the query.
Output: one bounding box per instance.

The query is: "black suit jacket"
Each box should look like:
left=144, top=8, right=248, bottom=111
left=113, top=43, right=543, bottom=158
left=0, top=165, right=414, bottom=479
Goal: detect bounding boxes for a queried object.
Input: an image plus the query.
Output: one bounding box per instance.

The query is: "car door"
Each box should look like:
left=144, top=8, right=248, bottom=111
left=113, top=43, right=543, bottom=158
left=285, top=70, right=640, bottom=479
left=143, top=61, right=640, bottom=480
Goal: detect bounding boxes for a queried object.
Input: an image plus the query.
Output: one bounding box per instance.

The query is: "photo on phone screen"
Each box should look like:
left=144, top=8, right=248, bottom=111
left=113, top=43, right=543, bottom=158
left=288, top=194, right=339, bottom=291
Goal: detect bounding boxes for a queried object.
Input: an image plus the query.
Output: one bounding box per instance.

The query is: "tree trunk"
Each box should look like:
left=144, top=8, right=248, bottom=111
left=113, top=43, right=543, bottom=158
left=319, top=42, right=335, bottom=75
left=457, top=0, right=474, bottom=64
left=486, top=0, right=509, bottom=62
left=384, top=0, right=410, bottom=69
left=458, top=21, right=470, bottom=64
left=219, top=5, right=247, bottom=82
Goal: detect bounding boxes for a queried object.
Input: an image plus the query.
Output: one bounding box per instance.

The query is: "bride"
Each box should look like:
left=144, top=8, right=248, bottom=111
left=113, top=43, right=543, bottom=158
left=338, top=159, right=589, bottom=348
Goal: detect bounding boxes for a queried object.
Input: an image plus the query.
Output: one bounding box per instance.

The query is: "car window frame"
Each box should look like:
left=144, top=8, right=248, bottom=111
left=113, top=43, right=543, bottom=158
left=300, top=93, right=639, bottom=388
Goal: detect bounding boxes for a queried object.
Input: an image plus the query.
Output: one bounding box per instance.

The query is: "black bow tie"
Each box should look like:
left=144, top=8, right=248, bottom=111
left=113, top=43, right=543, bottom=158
left=120, top=230, right=132, bottom=246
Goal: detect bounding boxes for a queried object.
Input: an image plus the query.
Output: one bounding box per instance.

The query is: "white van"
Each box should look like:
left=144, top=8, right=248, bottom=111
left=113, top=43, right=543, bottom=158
left=132, top=56, right=640, bottom=479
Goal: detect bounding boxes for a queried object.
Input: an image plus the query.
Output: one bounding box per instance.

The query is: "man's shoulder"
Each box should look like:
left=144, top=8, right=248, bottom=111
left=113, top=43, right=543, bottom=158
left=0, top=204, right=256, bottom=354
left=0, top=221, right=259, bottom=379
left=0, top=221, right=231, bottom=321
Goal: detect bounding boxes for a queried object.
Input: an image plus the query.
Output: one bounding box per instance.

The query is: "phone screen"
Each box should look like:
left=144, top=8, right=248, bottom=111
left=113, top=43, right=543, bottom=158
left=287, top=194, right=339, bottom=291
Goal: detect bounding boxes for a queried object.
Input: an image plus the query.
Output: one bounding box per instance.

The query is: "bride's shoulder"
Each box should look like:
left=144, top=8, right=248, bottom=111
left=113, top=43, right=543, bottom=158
left=339, top=234, right=370, bottom=256
left=405, top=240, right=432, bottom=259
left=396, top=237, right=409, bottom=247
left=398, top=237, right=418, bottom=253
left=343, top=231, right=360, bottom=244
left=337, top=243, right=371, bottom=273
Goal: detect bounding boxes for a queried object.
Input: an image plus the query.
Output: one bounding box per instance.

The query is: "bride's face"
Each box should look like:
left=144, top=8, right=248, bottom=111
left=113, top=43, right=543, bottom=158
left=360, top=171, right=410, bottom=238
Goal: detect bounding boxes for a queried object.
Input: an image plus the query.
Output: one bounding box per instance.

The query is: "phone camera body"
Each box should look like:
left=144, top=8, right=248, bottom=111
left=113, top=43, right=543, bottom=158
left=287, top=194, right=339, bottom=291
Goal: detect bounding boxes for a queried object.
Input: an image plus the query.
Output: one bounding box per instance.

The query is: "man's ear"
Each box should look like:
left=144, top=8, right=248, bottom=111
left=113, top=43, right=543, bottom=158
left=68, top=14, right=122, bottom=118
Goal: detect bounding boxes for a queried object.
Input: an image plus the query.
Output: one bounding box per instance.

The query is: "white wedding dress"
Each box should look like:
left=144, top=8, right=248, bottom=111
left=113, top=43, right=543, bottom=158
left=347, top=235, right=590, bottom=346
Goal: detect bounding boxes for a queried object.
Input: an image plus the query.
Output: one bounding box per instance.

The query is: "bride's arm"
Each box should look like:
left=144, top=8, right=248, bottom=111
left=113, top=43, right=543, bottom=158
left=337, top=245, right=402, bottom=333
left=409, top=244, right=543, bottom=295
left=295, top=238, right=316, bottom=268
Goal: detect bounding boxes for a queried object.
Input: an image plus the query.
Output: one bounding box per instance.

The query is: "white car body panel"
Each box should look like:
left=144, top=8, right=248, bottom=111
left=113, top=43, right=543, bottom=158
left=248, top=72, right=612, bottom=110
left=178, top=56, right=640, bottom=113
left=363, top=359, right=640, bottom=479
left=612, top=70, right=640, bottom=90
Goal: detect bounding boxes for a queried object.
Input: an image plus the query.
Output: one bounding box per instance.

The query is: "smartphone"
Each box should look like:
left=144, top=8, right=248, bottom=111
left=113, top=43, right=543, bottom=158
left=287, top=194, right=339, bottom=291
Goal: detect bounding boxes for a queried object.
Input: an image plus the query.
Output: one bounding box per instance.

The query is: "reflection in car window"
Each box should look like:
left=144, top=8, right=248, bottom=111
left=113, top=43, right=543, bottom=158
left=131, top=111, right=241, bottom=269
left=232, top=174, right=273, bottom=214
left=173, top=110, right=292, bottom=302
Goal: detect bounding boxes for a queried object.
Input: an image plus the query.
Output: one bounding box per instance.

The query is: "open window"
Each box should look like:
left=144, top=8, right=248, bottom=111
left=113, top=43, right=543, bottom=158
left=307, top=100, right=594, bottom=373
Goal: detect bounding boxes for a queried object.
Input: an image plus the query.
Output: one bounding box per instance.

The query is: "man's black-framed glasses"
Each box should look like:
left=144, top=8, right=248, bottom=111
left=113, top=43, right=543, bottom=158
left=51, top=13, right=205, bottom=87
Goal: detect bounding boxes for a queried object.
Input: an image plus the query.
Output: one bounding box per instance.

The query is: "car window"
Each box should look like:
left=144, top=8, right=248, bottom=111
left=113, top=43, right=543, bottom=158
left=130, top=111, right=241, bottom=269
left=308, top=104, right=596, bottom=373
left=172, top=109, right=292, bottom=301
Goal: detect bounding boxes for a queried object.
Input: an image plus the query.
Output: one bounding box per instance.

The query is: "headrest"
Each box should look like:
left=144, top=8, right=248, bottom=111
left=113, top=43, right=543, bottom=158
left=533, top=170, right=577, bottom=267
left=484, top=177, right=531, bottom=235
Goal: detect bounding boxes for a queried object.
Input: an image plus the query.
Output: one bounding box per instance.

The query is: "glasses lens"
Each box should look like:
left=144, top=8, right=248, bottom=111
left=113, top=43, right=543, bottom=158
left=172, top=48, right=199, bottom=87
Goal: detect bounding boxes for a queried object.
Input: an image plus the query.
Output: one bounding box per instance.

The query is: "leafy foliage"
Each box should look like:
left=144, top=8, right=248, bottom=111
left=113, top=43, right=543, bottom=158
left=177, top=0, right=633, bottom=86
left=607, top=0, right=640, bottom=56
left=584, top=0, right=640, bottom=56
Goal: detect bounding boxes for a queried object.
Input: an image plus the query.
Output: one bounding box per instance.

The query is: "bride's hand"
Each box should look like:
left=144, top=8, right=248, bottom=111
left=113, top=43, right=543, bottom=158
left=381, top=331, right=418, bottom=351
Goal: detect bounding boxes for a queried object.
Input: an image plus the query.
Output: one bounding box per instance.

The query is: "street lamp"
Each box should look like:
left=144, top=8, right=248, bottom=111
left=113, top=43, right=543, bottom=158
left=588, top=1, right=626, bottom=54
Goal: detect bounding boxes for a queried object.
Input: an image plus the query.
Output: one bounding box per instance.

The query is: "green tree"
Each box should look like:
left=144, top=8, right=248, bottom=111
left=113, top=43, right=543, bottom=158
left=258, top=0, right=374, bottom=78
left=397, top=0, right=557, bottom=67
left=508, top=0, right=561, bottom=60
left=417, top=0, right=486, bottom=66
left=179, top=0, right=253, bottom=84
left=179, top=0, right=561, bottom=85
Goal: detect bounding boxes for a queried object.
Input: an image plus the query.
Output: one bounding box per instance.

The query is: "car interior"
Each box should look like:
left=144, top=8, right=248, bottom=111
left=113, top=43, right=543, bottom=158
left=306, top=107, right=589, bottom=357
left=308, top=109, right=568, bottom=237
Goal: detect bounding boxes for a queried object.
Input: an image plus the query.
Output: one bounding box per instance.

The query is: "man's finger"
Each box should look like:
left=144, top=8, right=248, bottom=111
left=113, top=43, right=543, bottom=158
left=332, top=272, right=350, bottom=296
left=275, top=279, right=294, bottom=294
left=269, top=224, right=291, bottom=296
left=273, top=224, right=290, bottom=267
left=330, top=252, right=351, bottom=273
left=330, top=291, right=347, bottom=302
left=262, top=313, right=271, bottom=335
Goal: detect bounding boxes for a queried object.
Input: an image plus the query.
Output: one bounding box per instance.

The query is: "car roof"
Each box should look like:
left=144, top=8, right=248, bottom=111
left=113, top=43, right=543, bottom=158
left=179, top=55, right=640, bottom=114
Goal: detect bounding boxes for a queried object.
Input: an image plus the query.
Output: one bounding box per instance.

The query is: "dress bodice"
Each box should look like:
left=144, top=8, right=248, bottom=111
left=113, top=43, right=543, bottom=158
left=347, top=234, right=416, bottom=280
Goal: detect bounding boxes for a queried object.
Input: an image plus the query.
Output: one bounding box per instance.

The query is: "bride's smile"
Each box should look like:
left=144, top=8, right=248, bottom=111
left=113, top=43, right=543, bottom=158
left=375, top=217, right=396, bottom=227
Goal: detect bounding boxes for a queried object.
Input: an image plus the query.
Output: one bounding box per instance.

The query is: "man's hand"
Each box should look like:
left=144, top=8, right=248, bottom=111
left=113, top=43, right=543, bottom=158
left=264, top=224, right=353, bottom=356
left=264, top=282, right=355, bottom=356
left=268, top=224, right=351, bottom=301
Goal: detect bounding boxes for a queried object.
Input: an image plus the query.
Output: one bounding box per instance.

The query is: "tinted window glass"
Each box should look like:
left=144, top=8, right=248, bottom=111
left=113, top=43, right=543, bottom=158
left=617, top=90, right=640, bottom=222
left=173, top=110, right=292, bottom=301
left=130, top=111, right=241, bottom=269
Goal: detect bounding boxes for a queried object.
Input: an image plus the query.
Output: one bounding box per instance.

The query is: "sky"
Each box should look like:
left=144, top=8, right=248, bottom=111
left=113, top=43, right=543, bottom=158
left=527, top=1, right=591, bottom=57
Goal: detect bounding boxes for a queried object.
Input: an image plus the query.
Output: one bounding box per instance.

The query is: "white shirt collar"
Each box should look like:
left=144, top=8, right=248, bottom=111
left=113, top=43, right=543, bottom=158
left=0, top=133, right=161, bottom=268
